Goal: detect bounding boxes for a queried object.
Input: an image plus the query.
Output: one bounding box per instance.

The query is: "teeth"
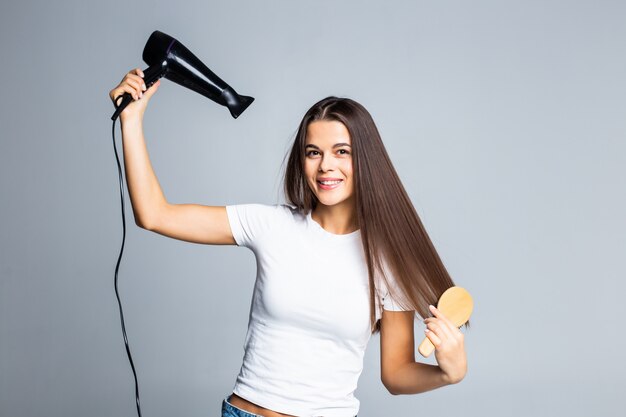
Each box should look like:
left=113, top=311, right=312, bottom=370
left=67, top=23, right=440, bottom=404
left=320, top=180, right=342, bottom=185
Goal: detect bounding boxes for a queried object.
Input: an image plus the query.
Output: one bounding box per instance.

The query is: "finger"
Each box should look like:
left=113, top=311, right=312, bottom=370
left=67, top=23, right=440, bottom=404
left=114, top=85, right=139, bottom=101
left=110, top=86, right=130, bottom=103
left=424, top=328, right=442, bottom=348
left=131, top=67, right=145, bottom=79
left=429, top=311, right=460, bottom=336
left=138, top=80, right=159, bottom=101
left=126, top=73, right=146, bottom=89
left=118, top=69, right=139, bottom=85
left=425, top=317, right=458, bottom=345
left=123, top=77, right=145, bottom=99
left=113, top=93, right=125, bottom=106
left=143, top=79, right=160, bottom=97
left=111, top=69, right=145, bottom=102
left=429, top=305, right=456, bottom=329
left=123, top=77, right=143, bottom=93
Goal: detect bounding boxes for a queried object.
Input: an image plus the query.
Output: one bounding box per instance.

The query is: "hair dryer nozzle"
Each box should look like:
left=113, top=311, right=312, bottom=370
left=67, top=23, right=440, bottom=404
left=221, top=88, right=255, bottom=119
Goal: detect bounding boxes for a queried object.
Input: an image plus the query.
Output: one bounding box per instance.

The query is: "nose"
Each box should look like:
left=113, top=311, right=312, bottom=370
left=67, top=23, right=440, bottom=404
left=318, top=153, right=335, bottom=172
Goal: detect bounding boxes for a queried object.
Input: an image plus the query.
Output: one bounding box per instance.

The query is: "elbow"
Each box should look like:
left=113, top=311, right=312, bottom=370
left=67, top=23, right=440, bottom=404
left=135, top=204, right=167, bottom=230
left=133, top=205, right=165, bottom=230
left=134, top=214, right=153, bottom=230
left=381, top=378, right=400, bottom=396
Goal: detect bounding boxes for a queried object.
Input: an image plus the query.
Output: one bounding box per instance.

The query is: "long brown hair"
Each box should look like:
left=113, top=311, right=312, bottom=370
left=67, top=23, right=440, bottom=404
left=284, top=96, right=463, bottom=334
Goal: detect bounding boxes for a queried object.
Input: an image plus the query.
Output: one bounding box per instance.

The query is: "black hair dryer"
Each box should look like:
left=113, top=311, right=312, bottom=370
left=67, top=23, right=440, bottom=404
left=111, top=30, right=254, bottom=121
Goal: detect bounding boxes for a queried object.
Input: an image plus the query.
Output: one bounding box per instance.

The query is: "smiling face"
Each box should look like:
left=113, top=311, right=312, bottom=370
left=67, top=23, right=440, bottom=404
left=304, top=120, right=355, bottom=211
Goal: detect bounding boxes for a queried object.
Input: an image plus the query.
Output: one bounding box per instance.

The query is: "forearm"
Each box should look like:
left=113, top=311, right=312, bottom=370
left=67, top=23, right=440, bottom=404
left=120, top=116, right=168, bottom=227
left=385, top=362, right=453, bottom=395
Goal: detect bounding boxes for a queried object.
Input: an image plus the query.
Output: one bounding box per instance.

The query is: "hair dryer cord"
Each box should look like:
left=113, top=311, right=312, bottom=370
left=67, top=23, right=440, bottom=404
left=111, top=115, right=143, bottom=417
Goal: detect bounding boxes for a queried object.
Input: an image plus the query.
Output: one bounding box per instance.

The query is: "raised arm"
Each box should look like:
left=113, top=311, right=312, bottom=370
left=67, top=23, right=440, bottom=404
left=109, top=68, right=235, bottom=246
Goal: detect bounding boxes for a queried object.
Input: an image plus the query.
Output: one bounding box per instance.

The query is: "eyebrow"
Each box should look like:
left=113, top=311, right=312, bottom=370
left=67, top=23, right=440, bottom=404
left=305, top=143, right=352, bottom=149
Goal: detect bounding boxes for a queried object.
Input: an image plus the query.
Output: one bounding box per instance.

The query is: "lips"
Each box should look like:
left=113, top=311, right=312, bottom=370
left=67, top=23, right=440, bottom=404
left=317, top=178, right=343, bottom=190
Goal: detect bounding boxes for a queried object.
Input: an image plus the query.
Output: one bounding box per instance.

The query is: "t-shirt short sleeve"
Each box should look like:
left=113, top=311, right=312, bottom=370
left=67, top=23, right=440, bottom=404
left=226, top=204, right=287, bottom=250
left=378, top=264, right=413, bottom=312
left=381, top=289, right=411, bottom=311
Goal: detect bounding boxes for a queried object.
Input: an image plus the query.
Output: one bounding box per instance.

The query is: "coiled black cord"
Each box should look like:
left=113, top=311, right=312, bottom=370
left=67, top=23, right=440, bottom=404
left=111, top=102, right=143, bottom=417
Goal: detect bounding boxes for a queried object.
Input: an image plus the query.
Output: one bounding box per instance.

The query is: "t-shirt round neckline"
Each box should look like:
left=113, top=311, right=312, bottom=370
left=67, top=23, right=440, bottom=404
left=306, top=210, right=361, bottom=241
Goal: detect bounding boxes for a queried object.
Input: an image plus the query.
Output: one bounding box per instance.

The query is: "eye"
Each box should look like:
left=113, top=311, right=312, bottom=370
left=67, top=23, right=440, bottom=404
left=305, top=150, right=320, bottom=157
left=337, top=149, right=350, bottom=155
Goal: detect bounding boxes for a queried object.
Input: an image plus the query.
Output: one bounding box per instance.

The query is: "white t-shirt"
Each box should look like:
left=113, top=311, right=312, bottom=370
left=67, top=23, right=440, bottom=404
left=226, top=203, right=412, bottom=417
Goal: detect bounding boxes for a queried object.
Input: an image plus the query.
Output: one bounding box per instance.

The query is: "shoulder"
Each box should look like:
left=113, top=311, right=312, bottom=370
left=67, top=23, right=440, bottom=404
left=227, top=203, right=300, bottom=221
left=225, top=203, right=303, bottom=248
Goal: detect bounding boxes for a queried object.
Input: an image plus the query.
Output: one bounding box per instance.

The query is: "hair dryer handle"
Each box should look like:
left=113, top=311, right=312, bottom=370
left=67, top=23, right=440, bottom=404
left=111, top=63, right=167, bottom=121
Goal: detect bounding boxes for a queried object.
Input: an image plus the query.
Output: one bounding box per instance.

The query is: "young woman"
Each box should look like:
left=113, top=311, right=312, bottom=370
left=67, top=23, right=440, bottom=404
left=110, top=68, right=468, bottom=417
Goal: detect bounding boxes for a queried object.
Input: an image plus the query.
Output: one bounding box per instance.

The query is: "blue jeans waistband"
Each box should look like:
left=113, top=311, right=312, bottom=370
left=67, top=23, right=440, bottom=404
left=221, top=394, right=357, bottom=417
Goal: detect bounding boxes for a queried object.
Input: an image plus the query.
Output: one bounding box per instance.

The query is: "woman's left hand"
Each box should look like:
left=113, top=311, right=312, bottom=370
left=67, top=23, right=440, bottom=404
left=423, top=304, right=467, bottom=384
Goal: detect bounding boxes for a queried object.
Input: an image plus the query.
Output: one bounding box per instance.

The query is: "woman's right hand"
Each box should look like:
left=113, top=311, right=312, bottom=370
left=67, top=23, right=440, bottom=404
left=109, top=67, right=161, bottom=122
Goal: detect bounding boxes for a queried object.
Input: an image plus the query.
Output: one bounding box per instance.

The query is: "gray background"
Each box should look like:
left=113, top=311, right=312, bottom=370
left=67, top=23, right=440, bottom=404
left=1, top=0, right=625, bottom=416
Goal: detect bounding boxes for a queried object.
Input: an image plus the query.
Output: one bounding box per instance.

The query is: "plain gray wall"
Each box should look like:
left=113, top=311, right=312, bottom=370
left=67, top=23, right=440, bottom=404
left=1, top=1, right=625, bottom=416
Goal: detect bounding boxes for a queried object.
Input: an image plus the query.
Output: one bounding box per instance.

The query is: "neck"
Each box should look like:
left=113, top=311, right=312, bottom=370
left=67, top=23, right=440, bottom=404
left=311, top=201, right=358, bottom=235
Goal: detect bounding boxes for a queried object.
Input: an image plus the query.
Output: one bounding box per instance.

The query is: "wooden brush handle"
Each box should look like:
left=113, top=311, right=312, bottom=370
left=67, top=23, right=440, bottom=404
left=418, top=336, right=435, bottom=357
